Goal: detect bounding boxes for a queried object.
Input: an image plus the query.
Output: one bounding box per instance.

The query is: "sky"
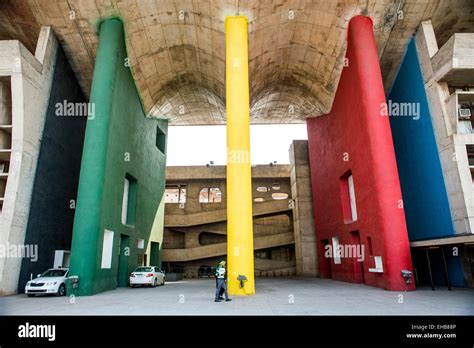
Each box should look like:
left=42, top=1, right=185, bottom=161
left=166, top=124, right=308, bottom=166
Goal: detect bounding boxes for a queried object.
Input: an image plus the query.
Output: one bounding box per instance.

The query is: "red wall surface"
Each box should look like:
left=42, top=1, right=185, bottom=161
left=306, top=16, right=415, bottom=291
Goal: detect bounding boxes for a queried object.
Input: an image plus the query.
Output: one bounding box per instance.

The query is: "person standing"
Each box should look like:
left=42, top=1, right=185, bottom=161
left=214, top=260, right=232, bottom=302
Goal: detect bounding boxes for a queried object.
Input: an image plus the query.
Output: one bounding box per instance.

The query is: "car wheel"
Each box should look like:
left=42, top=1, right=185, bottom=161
left=153, top=278, right=157, bottom=287
left=130, top=284, right=135, bottom=288
left=57, top=284, right=66, bottom=297
left=162, top=278, right=165, bottom=286
left=27, top=294, right=35, bottom=297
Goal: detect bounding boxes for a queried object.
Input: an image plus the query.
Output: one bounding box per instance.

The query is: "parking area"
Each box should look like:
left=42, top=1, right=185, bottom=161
left=0, top=277, right=473, bottom=315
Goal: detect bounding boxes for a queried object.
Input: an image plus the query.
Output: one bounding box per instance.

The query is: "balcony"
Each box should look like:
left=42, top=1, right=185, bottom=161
left=0, top=76, right=12, bottom=213
left=431, top=33, right=474, bottom=85
left=446, top=91, right=474, bottom=136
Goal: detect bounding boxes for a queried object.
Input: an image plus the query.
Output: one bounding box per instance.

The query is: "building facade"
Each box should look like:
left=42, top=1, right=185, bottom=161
left=67, top=19, right=168, bottom=296
left=162, top=165, right=298, bottom=278
left=0, top=1, right=473, bottom=296
left=389, top=21, right=474, bottom=289
left=0, top=27, right=88, bottom=295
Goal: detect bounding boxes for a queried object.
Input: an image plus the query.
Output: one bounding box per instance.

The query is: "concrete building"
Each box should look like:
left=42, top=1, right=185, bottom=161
left=0, top=1, right=473, bottom=295
left=162, top=163, right=303, bottom=278
left=0, top=26, right=87, bottom=295
left=0, top=19, right=168, bottom=297
left=388, top=21, right=474, bottom=289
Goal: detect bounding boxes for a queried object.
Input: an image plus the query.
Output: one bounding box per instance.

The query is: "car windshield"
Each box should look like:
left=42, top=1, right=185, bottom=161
left=134, top=267, right=153, bottom=273
left=40, top=269, right=67, bottom=277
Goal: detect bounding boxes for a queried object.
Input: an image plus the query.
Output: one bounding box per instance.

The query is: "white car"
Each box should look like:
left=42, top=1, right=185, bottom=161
left=129, top=266, right=165, bottom=287
left=25, top=268, right=69, bottom=297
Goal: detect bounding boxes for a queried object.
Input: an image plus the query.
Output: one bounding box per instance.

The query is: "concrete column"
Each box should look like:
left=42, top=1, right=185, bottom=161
left=69, top=19, right=123, bottom=295
left=289, top=140, right=318, bottom=276
left=225, top=15, right=255, bottom=295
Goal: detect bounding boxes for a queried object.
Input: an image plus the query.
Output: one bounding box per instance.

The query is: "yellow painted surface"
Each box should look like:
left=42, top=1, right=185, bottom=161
left=225, top=15, right=255, bottom=295
left=145, top=195, right=165, bottom=265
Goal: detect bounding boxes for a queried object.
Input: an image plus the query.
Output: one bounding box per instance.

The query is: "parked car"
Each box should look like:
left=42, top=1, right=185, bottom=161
left=25, top=268, right=69, bottom=297
left=129, top=266, right=165, bottom=287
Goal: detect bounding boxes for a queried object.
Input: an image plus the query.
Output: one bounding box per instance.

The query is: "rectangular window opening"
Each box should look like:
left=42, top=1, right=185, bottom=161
left=466, top=145, right=474, bottom=184
left=332, top=236, right=341, bottom=265
left=156, top=125, right=166, bottom=154
left=199, top=187, right=222, bottom=203
left=122, top=174, right=138, bottom=226
left=164, top=184, right=187, bottom=203
left=101, top=230, right=114, bottom=269
left=340, top=171, right=357, bottom=223
left=457, top=91, right=474, bottom=134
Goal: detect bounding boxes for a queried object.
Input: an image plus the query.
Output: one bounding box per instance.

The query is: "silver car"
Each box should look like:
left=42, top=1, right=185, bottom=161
left=25, top=268, right=69, bottom=297
left=129, top=266, right=165, bottom=287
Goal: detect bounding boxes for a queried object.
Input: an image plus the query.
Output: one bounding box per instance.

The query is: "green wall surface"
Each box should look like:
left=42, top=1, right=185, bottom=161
left=69, top=19, right=168, bottom=296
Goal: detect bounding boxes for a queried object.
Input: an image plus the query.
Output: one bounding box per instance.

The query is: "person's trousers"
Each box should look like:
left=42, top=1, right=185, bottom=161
left=215, top=279, right=228, bottom=300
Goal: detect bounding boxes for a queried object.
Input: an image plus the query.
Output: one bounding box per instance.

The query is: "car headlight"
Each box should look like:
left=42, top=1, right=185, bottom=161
left=45, top=282, right=58, bottom=286
left=26, top=282, right=31, bottom=286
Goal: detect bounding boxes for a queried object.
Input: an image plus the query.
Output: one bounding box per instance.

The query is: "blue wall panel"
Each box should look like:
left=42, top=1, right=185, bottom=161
left=389, top=38, right=464, bottom=287
left=388, top=38, right=455, bottom=241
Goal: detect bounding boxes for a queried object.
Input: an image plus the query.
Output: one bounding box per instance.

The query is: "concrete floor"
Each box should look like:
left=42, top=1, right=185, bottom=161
left=1, top=277, right=473, bottom=315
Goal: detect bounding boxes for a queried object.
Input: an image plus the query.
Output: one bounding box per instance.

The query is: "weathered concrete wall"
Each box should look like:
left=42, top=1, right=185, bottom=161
left=166, top=164, right=291, bottom=180
left=289, top=140, right=317, bottom=276
left=165, top=166, right=292, bottom=217
left=0, top=27, right=58, bottom=295
left=400, top=21, right=474, bottom=288
left=415, top=21, right=474, bottom=236
left=431, top=33, right=474, bottom=85
left=176, top=248, right=296, bottom=279
left=162, top=166, right=296, bottom=276
left=17, top=45, right=87, bottom=292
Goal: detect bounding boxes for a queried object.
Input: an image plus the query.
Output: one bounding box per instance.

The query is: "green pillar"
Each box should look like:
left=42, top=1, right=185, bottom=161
left=69, top=19, right=124, bottom=295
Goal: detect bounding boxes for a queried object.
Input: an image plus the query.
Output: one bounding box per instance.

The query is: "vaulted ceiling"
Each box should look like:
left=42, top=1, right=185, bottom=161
left=0, top=0, right=473, bottom=124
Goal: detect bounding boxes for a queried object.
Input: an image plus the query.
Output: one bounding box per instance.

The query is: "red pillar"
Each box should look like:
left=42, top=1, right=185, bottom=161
left=307, top=16, right=415, bottom=291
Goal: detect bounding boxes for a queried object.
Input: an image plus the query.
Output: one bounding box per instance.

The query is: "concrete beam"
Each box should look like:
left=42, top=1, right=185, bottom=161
left=166, top=164, right=290, bottom=181
left=410, top=234, right=474, bottom=247
left=162, top=232, right=294, bottom=262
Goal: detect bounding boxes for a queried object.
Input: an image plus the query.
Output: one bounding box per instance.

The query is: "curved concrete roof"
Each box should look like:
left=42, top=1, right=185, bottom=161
left=0, top=0, right=473, bottom=124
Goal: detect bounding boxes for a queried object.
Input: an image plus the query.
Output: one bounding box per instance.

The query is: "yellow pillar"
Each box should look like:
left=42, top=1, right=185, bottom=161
left=225, top=15, right=255, bottom=295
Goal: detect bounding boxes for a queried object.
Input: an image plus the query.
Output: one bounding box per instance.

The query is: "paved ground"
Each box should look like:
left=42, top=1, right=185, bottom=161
left=1, top=277, right=473, bottom=315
